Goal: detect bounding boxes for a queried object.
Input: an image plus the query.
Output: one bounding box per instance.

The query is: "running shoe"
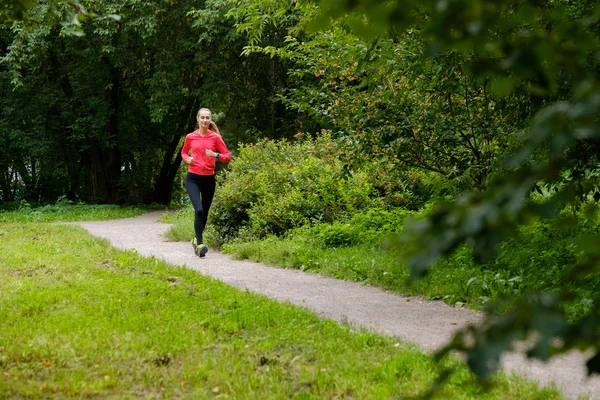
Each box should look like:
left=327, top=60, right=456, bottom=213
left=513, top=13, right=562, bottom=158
left=198, top=244, right=208, bottom=258
left=191, top=237, right=199, bottom=254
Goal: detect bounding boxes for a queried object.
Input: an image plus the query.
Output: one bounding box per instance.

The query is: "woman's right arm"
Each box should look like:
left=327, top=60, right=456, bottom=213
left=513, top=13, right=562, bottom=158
left=181, top=136, right=192, bottom=164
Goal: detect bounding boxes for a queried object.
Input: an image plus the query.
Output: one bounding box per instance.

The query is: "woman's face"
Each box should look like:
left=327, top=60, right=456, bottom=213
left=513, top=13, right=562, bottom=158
left=197, top=110, right=212, bottom=128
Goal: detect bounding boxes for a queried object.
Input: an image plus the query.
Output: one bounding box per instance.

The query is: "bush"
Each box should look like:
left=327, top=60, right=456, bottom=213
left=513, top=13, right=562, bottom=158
left=210, top=135, right=383, bottom=245
left=291, top=208, right=410, bottom=248
left=407, top=214, right=600, bottom=317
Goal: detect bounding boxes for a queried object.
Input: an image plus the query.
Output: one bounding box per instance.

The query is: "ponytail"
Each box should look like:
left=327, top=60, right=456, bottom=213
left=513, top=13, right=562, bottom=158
left=208, top=121, right=220, bottom=136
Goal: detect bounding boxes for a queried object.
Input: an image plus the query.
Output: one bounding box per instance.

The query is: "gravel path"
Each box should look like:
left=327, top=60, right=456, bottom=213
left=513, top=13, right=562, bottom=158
left=76, top=211, right=600, bottom=399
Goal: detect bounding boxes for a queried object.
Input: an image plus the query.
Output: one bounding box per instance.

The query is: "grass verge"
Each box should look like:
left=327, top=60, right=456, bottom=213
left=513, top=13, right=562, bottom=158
left=0, top=203, right=151, bottom=223
left=0, top=220, right=561, bottom=398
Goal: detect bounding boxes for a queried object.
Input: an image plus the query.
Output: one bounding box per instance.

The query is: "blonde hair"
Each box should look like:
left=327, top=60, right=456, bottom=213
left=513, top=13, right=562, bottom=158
left=197, top=108, right=220, bottom=135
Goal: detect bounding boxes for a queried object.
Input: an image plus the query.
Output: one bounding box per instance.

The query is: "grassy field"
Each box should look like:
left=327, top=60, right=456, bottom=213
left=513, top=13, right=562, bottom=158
left=0, top=207, right=562, bottom=398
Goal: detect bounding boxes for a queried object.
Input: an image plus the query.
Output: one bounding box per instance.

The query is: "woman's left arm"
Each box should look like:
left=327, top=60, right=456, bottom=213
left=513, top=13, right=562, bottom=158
left=214, top=137, right=231, bottom=163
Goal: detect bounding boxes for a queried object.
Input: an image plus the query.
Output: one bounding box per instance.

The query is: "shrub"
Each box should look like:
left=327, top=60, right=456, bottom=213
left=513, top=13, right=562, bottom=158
left=410, top=214, right=600, bottom=317
left=286, top=208, right=410, bottom=248
left=210, top=135, right=382, bottom=245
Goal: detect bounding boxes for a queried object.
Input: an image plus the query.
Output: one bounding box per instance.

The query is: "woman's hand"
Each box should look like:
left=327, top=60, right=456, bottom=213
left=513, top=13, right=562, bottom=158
left=186, top=157, right=195, bottom=165
left=205, top=149, right=217, bottom=157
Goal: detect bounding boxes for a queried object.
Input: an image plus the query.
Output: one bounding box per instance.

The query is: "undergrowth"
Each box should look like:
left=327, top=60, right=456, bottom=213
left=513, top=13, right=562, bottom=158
left=223, top=207, right=599, bottom=321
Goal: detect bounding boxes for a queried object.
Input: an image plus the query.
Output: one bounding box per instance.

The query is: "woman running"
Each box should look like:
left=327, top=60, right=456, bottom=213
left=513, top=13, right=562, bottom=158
left=181, top=108, right=231, bottom=257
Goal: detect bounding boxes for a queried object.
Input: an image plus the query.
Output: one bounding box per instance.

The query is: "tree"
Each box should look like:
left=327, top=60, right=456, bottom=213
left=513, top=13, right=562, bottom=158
left=226, top=0, right=564, bottom=213
left=1, top=0, right=298, bottom=204
left=308, top=0, right=600, bottom=383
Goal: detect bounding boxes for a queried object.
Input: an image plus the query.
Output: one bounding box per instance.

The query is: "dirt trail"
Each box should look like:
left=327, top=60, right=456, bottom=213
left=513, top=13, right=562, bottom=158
left=76, top=211, right=600, bottom=399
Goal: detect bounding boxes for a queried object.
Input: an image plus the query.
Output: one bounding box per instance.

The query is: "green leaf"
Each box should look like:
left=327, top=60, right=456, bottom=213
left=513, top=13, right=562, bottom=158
left=490, top=77, right=515, bottom=98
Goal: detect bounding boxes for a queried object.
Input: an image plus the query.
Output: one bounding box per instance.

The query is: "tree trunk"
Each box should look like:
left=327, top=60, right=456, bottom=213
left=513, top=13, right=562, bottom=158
left=150, top=99, right=197, bottom=204
left=49, top=48, right=89, bottom=202
left=86, top=66, right=122, bottom=203
left=86, top=140, right=120, bottom=203
left=0, top=167, right=11, bottom=201
left=151, top=136, right=183, bottom=204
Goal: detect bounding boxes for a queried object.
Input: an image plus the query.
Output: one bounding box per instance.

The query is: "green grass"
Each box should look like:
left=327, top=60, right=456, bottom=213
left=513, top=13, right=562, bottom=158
left=159, top=207, right=195, bottom=242
left=0, top=203, right=150, bottom=223
left=227, top=236, right=407, bottom=286
left=0, top=220, right=562, bottom=398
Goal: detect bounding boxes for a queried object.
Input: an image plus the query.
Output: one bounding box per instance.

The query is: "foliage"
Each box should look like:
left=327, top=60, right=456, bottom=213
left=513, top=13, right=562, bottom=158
left=295, top=207, right=408, bottom=248
left=238, top=18, right=535, bottom=197
left=307, top=0, right=600, bottom=385
left=2, top=0, right=205, bottom=203
left=412, top=216, right=600, bottom=317
left=0, top=0, right=103, bottom=32
left=225, top=0, right=306, bottom=46
left=224, top=207, right=411, bottom=286
left=0, top=0, right=297, bottom=205
left=209, top=134, right=382, bottom=245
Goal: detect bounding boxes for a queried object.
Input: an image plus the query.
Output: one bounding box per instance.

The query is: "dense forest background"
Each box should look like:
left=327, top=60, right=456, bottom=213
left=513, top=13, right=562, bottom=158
left=2, top=0, right=564, bottom=207
left=1, top=0, right=299, bottom=205
left=3, top=0, right=600, bottom=385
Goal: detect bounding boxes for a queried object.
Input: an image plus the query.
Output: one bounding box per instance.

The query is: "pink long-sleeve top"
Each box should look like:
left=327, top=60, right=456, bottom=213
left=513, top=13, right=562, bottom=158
left=181, top=130, right=231, bottom=175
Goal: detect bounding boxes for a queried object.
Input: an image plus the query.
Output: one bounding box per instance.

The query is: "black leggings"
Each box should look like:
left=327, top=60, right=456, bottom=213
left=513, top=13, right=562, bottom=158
left=185, top=173, right=216, bottom=244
